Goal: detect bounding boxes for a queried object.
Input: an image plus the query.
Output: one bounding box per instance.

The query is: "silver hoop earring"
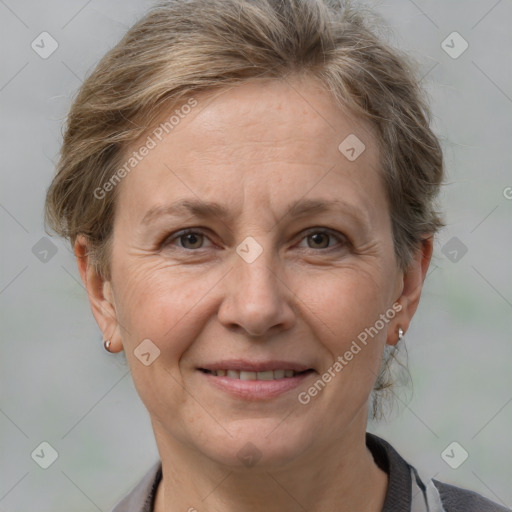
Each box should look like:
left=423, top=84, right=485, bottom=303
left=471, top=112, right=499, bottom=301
left=103, top=339, right=112, bottom=352
left=398, top=328, right=404, bottom=342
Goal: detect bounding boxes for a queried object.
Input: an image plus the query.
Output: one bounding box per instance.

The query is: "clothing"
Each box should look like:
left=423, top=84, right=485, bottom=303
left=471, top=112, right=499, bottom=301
left=111, top=433, right=510, bottom=512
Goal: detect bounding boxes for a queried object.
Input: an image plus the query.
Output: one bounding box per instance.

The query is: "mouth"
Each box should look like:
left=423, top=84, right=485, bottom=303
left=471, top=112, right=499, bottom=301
left=197, top=361, right=316, bottom=400
left=199, top=368, right=313, bottom=380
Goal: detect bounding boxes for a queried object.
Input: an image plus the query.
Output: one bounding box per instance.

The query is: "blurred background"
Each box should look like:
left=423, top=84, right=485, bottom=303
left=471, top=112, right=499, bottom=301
left=0, top=0, right=511, bottom=510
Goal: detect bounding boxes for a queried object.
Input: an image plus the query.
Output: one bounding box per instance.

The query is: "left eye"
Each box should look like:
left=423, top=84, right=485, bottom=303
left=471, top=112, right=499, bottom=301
left=297, top=230, right=345, bottom=250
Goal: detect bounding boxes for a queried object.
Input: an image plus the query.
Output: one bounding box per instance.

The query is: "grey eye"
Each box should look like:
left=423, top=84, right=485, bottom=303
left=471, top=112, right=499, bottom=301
left=179, top=232, right=204, bottom=249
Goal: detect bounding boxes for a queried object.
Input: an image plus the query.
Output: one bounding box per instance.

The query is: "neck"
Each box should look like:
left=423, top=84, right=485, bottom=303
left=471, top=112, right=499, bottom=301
left=153, top=418, right=388, bottom=512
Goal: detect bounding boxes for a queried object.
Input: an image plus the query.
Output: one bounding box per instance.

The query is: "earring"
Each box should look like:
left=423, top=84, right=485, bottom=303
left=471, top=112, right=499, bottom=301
left=103, top=339, right=112, bottom=352
left=397, top=328, right=404, bottom=342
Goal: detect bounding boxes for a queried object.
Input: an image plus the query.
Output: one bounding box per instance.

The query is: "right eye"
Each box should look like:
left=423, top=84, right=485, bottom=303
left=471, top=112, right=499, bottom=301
left=160, top=228, right=214, bottom=251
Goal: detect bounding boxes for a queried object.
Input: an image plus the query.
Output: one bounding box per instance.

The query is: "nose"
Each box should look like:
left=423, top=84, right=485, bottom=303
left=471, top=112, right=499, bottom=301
left=217, top=246, right=296, bottom=337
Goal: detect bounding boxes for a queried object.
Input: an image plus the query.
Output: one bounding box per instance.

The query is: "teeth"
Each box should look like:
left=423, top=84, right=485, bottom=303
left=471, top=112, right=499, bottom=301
left=210, top=369, right=304, bottom=379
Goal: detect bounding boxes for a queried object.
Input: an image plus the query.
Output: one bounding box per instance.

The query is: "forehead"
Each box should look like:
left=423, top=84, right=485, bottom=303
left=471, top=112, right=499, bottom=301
left=168, top=78, right=378, bottom=160
left=114, top=77, right=385, bottom=226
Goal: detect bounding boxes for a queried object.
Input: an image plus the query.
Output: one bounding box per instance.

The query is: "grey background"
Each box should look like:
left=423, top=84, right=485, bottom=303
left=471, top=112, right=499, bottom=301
left=1, top=0, right=511, bottom=510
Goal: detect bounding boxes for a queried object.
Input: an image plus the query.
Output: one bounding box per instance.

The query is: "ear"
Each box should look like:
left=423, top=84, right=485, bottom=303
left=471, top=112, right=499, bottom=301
left=74, top=235, right=123, bottom=352
left=387, top=236, right=434, bottom=345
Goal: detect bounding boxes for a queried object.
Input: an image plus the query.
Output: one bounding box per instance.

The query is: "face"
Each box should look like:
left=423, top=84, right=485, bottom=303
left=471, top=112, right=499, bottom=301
left=81, top=77, right=426, bottom=468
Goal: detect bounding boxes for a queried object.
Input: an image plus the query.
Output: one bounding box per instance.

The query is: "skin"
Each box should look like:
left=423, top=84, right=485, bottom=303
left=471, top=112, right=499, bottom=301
left=76, top=76, right=432, bottom=512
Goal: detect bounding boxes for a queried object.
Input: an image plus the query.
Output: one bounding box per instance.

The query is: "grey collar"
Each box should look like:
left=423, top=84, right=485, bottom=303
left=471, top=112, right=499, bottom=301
left=112, top=433, right=434, bottom=512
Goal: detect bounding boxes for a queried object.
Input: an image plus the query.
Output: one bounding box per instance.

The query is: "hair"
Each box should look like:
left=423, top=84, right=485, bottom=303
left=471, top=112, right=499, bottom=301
left=44, top=0, right=444, bottom=419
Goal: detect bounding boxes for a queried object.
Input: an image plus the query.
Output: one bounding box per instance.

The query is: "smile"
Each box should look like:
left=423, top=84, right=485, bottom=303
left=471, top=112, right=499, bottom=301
left=197, top=363, right=316, bottom=400
left=200, top=369, right=310, bottom=380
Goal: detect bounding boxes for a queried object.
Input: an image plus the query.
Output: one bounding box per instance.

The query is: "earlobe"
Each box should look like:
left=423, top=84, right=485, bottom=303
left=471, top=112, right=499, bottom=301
left=74, top=235, right=123, bottom=353
left=387, top=236, right=434, bottom=345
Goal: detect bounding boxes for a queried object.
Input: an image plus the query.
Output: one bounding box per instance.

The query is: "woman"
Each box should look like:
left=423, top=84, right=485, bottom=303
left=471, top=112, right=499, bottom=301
left=44, top=0, right=509, bottom=511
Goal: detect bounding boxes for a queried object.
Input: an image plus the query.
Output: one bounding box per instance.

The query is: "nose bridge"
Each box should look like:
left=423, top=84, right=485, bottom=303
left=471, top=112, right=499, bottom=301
left=217, top=235, right=295, bottom=336
left=236, top=238, right=278, bottom=297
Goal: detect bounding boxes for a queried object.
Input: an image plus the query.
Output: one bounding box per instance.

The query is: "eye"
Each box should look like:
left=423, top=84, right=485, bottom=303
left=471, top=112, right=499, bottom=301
left=160, top=227, right=348, bottom=252
left=161, top=229, right=213, bottom=250
left=297, top=229, right=347, bottom=250
left=179, top=231, right=205, bottom=249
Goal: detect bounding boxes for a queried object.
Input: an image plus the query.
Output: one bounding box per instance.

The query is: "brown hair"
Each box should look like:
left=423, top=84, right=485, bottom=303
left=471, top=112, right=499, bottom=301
left=44, top=0, right=444, bottom=419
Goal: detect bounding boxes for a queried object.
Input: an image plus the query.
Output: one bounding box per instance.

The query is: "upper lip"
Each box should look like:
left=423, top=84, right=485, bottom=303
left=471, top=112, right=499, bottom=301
left=198, top=359, right=313, bottom=372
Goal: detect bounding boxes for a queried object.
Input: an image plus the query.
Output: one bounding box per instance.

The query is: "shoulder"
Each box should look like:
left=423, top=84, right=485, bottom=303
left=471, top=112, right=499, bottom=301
left=433, top=479, right=511, bottom=512
left=366, top=433, right=510, bottom=512
left=111, top=461, right=162, bottom=512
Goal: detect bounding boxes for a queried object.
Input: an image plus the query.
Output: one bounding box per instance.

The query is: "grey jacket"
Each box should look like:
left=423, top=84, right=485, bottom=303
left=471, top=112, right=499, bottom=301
left=111, top=433, right=510, bottom=511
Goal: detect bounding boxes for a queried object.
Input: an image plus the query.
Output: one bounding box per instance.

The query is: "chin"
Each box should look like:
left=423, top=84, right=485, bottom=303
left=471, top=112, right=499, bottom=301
left=192, top=418, right=314, bottom=470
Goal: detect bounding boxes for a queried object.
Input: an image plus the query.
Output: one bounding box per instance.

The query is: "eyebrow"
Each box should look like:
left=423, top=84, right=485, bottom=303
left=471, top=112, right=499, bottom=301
left=285, top=198, right=363, bottom=221
left=141, top=198, right=366, bottom=225
left=141, top=199, right=230, bottom=225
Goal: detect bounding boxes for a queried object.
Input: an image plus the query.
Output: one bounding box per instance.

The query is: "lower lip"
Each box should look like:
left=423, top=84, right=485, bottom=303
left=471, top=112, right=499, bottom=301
left=198, top=370, right=314, bottom=400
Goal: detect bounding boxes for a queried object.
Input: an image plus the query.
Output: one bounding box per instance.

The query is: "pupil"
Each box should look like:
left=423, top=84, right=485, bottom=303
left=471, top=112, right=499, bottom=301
left=310, top=233, right=328, bottom=248
left=184, top=233, right=201, bottom=248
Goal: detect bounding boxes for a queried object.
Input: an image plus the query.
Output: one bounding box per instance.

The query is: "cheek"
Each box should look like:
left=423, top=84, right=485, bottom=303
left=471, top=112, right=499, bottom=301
left=111, top=261, right=219, bottom=420
left=112, top=258, right=227, bottom=363
left=297, top=265, right=393, bottom=346
left=294, top=266, right=393, bottom=404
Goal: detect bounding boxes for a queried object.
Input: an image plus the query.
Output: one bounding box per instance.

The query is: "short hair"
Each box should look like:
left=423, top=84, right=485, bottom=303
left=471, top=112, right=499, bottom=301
left=44, top=0, right=444, bottom=419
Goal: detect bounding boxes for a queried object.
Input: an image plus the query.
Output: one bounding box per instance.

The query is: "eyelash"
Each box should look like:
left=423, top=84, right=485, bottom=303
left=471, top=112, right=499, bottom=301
left=159, top=227, right=349, bottom=253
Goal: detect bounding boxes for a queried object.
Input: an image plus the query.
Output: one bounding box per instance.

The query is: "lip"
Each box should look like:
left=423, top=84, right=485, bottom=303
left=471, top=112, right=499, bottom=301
left=197, top=360, right=315, bottom=400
